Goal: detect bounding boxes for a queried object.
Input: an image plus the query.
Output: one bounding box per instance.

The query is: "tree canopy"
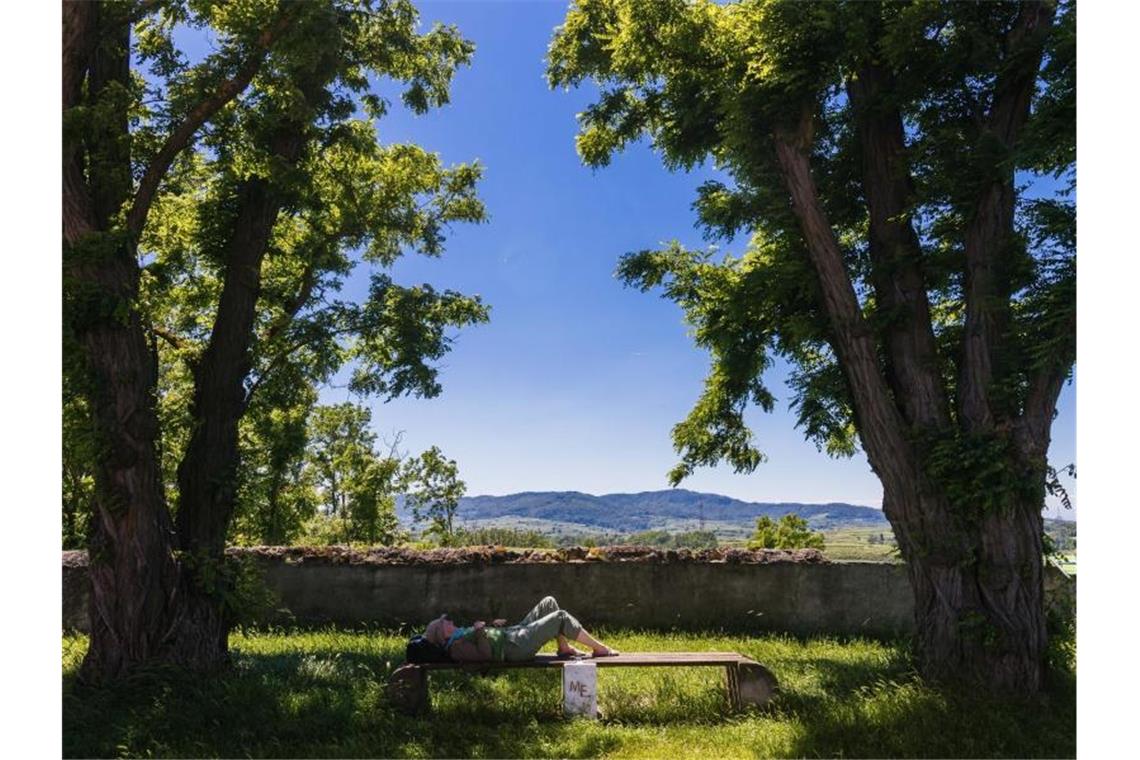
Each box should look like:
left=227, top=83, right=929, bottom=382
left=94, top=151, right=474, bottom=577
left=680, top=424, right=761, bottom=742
left=549, top=0, right=1073, bottom=487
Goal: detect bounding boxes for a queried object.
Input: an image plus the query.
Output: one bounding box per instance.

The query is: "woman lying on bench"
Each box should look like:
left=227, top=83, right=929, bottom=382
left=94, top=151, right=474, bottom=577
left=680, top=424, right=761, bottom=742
left=423, top=596, right=619, bottom=663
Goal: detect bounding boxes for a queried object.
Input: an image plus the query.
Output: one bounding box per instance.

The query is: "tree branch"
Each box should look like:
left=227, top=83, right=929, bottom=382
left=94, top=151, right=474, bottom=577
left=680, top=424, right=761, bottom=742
left=125, top=4, right=300, bottom=238
left=242, top=260, right=321, bottom=408
left=243, top=320, right=358, bottom=410
left=847, top=63, right=949, bottom=430
left=1019, top=309, right=1075, bottom=455
left=771, top=108, right=916, bottom=499
left=262, top=258, right=319, bottom=346
left=959, top=1, right=1054, bottom=433
left=151, top=325, right=187, bottom=350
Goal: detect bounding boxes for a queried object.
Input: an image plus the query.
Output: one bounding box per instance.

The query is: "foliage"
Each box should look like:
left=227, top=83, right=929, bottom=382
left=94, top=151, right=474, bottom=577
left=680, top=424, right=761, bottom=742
left=556, top=532, right=626, bottom=548
left=291, top=513, right=358, bottom=547
left=63, top=627, right=1075, bottom=758
left=306, top=403, right=380, bottom=519
left=1043, top=570, right=1076, bottom=674
left=915, top=428, right=1041, bottom=519
left=403, top=445, right=466, bottom=545
left=1045, top=462, right=1077, bottom=514
left=231, top=378, right=320, bottom=546
left=546, top=0, right=1075, bottom=490
left=747, top=514, right=825, bottom=550
left=175, top=550, right=279, bottom=629
left=294, top=402, right=408, bottom=546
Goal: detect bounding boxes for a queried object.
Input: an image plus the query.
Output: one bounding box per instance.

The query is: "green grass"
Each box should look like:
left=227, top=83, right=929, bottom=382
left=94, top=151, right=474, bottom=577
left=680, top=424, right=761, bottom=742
left=820, top=526, right=902, bottom=561
left=63, top=628, right=1074, bottom=759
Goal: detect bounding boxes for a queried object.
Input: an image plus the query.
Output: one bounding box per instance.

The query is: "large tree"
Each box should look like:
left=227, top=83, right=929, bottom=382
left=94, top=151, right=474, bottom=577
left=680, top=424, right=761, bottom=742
left=304, top=402, right=405, bottom=545
left=63, top=0, right=487, bottom=681
left=549, top=0, right=1074, bottom=692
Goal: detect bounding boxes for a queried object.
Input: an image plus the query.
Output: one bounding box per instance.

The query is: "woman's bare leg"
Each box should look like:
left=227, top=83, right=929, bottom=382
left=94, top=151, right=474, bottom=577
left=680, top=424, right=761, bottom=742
left=575, top=627, right=619, bottom=656
left=555, top=633, right=580, bottom=655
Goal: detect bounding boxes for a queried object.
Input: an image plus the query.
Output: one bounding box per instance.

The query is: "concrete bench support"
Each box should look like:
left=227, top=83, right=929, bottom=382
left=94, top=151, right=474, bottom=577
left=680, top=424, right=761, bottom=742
left=386, top=652, right=779, bottom=716
left=728, top=661, right=779, bottom=711
left=387, top=664, right=430, bottom=715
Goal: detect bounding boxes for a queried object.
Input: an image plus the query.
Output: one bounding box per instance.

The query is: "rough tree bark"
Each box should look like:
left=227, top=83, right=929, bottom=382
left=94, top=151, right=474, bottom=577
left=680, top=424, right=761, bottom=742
left=64, top=1, right=180, bottom=683
left=959, top=1, right=1056, bottom=432
left=846, top=63, right=949, bottom=432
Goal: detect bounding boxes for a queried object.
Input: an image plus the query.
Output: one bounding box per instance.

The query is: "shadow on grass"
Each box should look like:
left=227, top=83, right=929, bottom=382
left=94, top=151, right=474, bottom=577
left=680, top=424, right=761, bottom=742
left=768, top=657, right=1076, bottom=759
left=63, top=645, right=625, bottom=759
left=63, top=637, right=1075, bottom=759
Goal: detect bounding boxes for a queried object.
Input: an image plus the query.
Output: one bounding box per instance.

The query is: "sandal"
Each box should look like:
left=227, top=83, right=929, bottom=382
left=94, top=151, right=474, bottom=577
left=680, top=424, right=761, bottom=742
left=556, top=650, right=587, bottom=660
left=591, top=647, right=620, bottom=658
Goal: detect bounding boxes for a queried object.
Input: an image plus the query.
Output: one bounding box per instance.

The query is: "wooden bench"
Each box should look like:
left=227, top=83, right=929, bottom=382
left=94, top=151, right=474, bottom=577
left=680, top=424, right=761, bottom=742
left=386, top=652, right=778, bottom=715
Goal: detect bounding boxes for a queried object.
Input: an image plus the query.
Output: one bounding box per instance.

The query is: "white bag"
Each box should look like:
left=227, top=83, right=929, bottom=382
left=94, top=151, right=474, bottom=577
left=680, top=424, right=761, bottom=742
left=562, top=660, right=598, bottom=718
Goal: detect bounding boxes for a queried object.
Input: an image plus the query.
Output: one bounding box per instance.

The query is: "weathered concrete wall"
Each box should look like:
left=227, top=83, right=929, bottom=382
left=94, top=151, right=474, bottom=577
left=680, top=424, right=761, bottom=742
left=61, top=550, right=1075, bottom=639
left=256, top=560, right=916, bottom=636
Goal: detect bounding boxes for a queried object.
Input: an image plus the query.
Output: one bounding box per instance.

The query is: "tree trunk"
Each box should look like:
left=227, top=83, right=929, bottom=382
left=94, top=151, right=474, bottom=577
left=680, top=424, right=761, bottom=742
left=895, top=486, right=1047, bottom=692
left=771, top=108, right=1051, bottom=693
left=959, top=1, right=1054, bottom=432
left=847, top=63, right=948, bottom=430
left=70, top=236, right=181, bottom=682
left=172, top=176, right=292, bottom=662
left=64, top=0, right=181, bottom=684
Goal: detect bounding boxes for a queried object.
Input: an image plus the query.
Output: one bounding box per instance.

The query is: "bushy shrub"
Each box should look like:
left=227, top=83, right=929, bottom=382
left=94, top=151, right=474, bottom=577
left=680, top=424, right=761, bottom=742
left=291, top=513, right=408, bottom=548
left=748, top=514, right=825, bottom=550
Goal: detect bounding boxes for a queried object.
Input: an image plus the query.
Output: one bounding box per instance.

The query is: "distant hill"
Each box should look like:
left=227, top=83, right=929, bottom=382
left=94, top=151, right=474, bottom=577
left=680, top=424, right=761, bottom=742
left=396, top=488, right=889, bottom=533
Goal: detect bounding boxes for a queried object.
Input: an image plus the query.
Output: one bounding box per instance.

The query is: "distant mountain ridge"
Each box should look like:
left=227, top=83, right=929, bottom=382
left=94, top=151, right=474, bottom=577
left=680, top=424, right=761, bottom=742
left=396, top=488, right=888, bottom=533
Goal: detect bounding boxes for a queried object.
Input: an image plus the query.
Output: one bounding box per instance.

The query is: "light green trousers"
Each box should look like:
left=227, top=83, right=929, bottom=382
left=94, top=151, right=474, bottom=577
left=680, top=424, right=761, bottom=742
left=502, top=596, right=583, bottom=662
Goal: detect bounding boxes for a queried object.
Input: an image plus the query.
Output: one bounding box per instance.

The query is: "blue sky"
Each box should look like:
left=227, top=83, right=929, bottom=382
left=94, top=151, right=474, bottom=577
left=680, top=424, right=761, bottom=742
left=305, top=0, right=1076, bottom=518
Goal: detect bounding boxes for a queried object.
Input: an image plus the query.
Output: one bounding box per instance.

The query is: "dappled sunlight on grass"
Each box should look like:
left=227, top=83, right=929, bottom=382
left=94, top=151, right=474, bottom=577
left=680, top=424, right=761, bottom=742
left=63, top=626, right=1074, bottom=758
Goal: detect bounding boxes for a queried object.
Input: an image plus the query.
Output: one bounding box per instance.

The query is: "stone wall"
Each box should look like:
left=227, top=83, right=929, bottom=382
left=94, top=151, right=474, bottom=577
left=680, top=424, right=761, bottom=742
left=61, top=548, right=1075, bottom=639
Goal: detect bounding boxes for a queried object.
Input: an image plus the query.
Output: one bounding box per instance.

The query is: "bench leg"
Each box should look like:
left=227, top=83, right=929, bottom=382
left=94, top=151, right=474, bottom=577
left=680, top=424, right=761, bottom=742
left=735, top=662, right=778, bottom=709
left=724, top=665, right=741, bottom=711
left=387, top=664, right=430, bottom=715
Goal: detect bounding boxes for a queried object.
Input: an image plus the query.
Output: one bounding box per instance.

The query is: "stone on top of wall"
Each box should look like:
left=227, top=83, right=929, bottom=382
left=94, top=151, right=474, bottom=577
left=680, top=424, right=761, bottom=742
left=66, top=545, right=827, bottom=568
left=218, top=544, right=829, bottom=566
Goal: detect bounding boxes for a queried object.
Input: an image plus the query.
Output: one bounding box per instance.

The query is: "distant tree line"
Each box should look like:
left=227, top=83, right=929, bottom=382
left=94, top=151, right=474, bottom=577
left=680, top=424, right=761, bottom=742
left=441, top=527, right=723, bottom=551
left=65, top=399, right=467, bottom=550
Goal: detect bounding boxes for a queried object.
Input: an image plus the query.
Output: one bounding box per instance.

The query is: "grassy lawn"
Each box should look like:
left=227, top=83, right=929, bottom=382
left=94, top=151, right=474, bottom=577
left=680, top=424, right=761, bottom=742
left=63, top=628, right=1074, bottom=759
left=820, top=526, right=901, bottom=562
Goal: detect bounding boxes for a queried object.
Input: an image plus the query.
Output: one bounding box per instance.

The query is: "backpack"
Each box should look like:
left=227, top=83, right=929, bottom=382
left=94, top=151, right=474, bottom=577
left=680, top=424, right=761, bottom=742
left=405, top=634, right=452, bottom=664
